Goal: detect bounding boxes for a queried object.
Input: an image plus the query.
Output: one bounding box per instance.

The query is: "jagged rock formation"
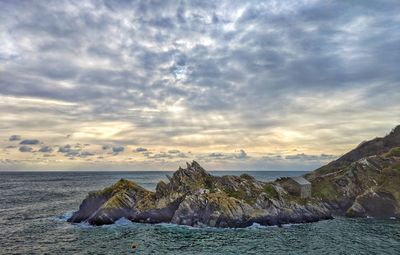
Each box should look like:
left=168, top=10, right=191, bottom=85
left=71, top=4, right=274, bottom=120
left=69, top=125, right=400, bottom=227
left=68, top=161, right=332, bottom=227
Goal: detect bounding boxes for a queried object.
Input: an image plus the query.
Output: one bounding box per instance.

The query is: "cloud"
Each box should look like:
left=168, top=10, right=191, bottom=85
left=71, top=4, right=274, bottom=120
left=135, top=147, right=148, bottom=152
left=9, top=135, right=21, bottom=141
left=0, top=1, right=399, bottom=170
left=63, top=150, right=94, bottom=158
left=147, top=152, right=170, bottom=159
left=112, top=146, right=124, bottom=154
left=57, top=144, right=92, bottom=158
left=38, top=146, right=53, bottom=153
left=142, top=151, right=153, bottom=157
left=285, top=153, right=337, bottom=161
left=175, top=153, right=188, bottom=158
left=208, top=152, right=225, bottom=158
left=145, top=151, right=188, bottom=159
left=20, top=139, right=40, bottom=145
left=58, top=144, right=72, bottom=153
left=65, top=150, right=80, bottom=157
left=78, top=151, right=95, bottom=157
left=262, top=155, right=283, bottom=161
left=206, top=150, right=249, bottom=161
left=235, top=149, right=248, bottom=159
left=19, top=146, right=32, bottom=152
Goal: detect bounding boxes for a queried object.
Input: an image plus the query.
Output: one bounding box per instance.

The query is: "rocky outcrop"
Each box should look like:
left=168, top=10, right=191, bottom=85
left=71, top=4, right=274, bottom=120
left=346, top=191, right=398, bottom=218
left=69, top=125, right=400, bottom=227
left=67, top=179, right=157, bottom=225
left=68, top=161, right=332, bottom=227
left=306, top=126, right=400, bottom=219
left=314, top=125, right=400, bottom=175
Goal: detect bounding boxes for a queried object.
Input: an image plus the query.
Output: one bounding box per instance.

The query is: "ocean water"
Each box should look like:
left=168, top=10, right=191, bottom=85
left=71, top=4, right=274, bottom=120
left=1, top=171, right=399, bottom=255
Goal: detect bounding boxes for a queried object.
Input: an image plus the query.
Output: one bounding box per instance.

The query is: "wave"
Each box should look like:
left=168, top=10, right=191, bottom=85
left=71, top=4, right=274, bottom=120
left=54, top=211, right=73, bottom=222
left=154, top=222, right=284, bottom=231
left=111, top=217, right=133, bottom=226
left=56, top=212, right=304, bottom=230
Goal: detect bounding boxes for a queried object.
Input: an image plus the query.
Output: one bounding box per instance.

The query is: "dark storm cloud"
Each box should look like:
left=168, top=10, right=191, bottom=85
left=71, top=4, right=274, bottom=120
left=20, top=139, right=40, bottom=145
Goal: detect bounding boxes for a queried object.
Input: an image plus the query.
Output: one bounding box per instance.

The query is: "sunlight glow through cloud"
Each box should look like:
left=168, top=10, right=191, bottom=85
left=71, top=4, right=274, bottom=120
left=0, top=0, right=399, bottom=170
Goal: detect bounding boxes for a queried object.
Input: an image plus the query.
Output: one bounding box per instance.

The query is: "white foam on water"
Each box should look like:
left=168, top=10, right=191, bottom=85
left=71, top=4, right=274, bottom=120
left=113, top=217, right=133, bottom=226
left=54, top=211, right=73, bottom=222
left=155, top=222, right=203, bottom=230
left=246, top=222, right=271, bottom=229
left=155, top=222, right=278, bottom=232
left=281, top=223, right=301, bottom=228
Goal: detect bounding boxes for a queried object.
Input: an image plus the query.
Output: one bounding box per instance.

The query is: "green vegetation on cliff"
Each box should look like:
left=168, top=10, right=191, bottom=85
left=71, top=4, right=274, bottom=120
left=384, top=147, right=400, bottom=158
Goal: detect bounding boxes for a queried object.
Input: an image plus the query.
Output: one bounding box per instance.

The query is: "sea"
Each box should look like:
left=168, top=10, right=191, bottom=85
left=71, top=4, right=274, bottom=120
left=1, top=171, right=399, bottom=255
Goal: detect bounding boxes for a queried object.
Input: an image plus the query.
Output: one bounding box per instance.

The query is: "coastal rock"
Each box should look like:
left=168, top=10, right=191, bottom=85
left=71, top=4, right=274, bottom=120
left=68, top=125, right=400, bottom=227
left=307, top=126, right=400, bottom=218
left=67, top=179, right=155, bottom=225
left=346, top=191, right=399, bottom=218
left=313, top=125, right=400, bottom=174
left=69, top=161, right=332, bottom=227
left=171, top=192, right=254, bottom=228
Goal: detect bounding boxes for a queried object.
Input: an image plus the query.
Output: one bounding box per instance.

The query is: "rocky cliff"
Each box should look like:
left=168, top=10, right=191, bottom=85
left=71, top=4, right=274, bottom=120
left=306, top=126, right=400, bottom=218
left=68, top=125, right=400, bottom=227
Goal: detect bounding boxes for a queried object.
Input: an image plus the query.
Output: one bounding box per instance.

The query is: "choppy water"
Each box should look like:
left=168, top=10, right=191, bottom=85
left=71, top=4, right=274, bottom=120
left=1, top=171, right=399, bottom=255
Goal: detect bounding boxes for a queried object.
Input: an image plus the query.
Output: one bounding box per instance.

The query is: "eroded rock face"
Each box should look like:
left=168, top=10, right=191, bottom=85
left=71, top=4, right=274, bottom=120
left=68, top=161, right=332, bottom=227
left=346, top=191, right=399, bottom=218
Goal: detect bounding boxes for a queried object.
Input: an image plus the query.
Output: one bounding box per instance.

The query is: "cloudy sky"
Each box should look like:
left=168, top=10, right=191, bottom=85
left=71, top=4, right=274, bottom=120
left=0, top=0, right=399, bottom=171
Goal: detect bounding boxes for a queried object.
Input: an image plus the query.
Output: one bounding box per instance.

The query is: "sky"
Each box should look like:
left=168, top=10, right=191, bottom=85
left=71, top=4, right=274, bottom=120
left=0, top=0, right=399, bottom=171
